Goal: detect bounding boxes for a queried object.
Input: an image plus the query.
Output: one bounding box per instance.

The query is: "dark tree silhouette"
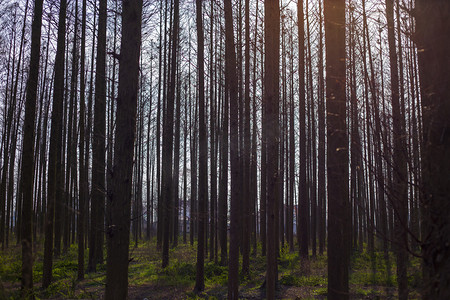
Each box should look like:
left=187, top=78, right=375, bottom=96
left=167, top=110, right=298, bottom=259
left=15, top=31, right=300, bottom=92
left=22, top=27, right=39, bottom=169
left=105, top=0, right=143, bottom=298
left=78, top=0, right=88, bottom=281
left=43, top=0, right=67, bottom=288
left=264, top=0, right=280, bottom=298
left=225, top=0, right=241, bottom=297
left=324, top=0, right=349, bottom=298
left=194, top=0, right=206, bottom=293
left=161, top=0, right=179, bottom=269
left=415, top=1, right=450, bottom=298
left=20, top=0, right=44, bottom=293
left=88, top=0, right=107, bottom=272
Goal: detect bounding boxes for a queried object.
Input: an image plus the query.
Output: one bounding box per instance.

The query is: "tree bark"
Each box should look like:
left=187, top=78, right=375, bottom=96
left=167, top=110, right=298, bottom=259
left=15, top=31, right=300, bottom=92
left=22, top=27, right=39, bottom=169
left=78, top=0, right=88, bottom=281
left=386, top=1, right=408, bottom=298
left=324, top=0, right=349, bottom=298
left=225, top=0, right=241, bottom=297
left=43, top=0, right=67, bottom=288
left=161, top=0, right=179, bottom=269
left=297, top=0, right=308, bottom=260
left=264, top=0, right=280, bottom=298
left=415, top=1, right=450, bottom=298
left=20, top=0, right=44, bottom=293
left=105, top=0, right=143, bottom=298
left=194, top=0, right=206, bottom=292
left=89, top=0, right=107, bottom=271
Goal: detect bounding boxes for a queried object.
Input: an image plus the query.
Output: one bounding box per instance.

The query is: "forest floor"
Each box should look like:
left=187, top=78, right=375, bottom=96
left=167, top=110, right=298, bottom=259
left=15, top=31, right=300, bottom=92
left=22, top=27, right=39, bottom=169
left=0, top=239, right=422, bottom=299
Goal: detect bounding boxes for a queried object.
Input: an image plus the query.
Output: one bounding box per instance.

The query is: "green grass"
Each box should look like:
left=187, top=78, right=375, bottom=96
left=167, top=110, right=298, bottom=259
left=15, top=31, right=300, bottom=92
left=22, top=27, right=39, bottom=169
left=0, top=239, right=422, bottom=299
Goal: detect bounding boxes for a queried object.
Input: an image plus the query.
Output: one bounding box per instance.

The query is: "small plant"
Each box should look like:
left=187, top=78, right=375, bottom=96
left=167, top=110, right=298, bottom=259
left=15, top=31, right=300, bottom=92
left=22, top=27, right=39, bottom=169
left=312, top=287, right=327, bottom=296
left=279, top=274, right=297, bottom=286
left=158, top=261, right=195, bottom=286
left=279, top=274, right=327, bottom=287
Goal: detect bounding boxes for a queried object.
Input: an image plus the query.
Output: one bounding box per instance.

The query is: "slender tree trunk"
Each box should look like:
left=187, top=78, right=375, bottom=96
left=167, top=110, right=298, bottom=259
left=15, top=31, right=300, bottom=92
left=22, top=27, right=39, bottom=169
left=316, top=0, right=326, bottom=257
left=194, top=0, right=206, bottom=292
left=105, top=0, right=143, bottom=298
left=324, top=0, right=349, bottom=298
left=183, top=84, right=188, bottom=244
left=156, top=0, right=163, bottom=250
left=240, top=0, right=251, bottom=277
left=107, top=0, right=119, bottom=245
left=173, top=60, right=181, bottom=248
left=305, top=3, right=316, bottom=258
left=225, top=0, right=241, bottom=297
left=415, top=1, right=450, bottom=299
left=146, top=47, right=154, bottom=240
left=251, top=0, right=259, bottom=257
left=260, top=90, right=267, bottom=258
left=20, top=0, right=44, bottom=293
left=189, top=78, right=198, bottom=247
left=78, top=0, right=88, bottom=281
left=162, top=0, right=179, bottom=269
left=209, top=0, right=217, bottom=262
left=264, top=0, right=280, bottom=298
left=43, top=0, right=67, bottom=288
left=218, top=30, right=229, bottom=265
left=297, top=0, right=308, bottom=260
left=386, top=1, right=408, bottom=298
left=85, top=0, right=96, bottom=252
left=89, top=0, right=107, bottom=271
left=65, top=0, right=79, bottom=254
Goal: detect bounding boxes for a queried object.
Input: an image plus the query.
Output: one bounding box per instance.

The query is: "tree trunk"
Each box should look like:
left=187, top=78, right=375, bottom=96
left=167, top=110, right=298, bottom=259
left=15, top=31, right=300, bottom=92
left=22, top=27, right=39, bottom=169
left=105, top=0, right=143, bottom=298
left=209, top=0, right=217, bottom=263
left=20, top=0, right=44, bottom=293
left=415, top=1, right=450, bottom=298
left=78, top=0, right=88, bottom=281
left=218, top=28, right=229, bottom=265
left=162, top=0, right=179, bottom=269
left=324, top=0, right=349, bottom=298
left=89, top=0, right=107, bottom=271
left=386, top=1, right=408, bottom=298
left=43, top=0, right=67, bottom=288
left=264, top=0, right=280, bottom=298
left=194, top=0, right=206, bottom=292
left=317, top=0, right=326, bottom=256
left=225, top=0, right=241, bottom=297
left=172, top=47, right=181, bottom=247
left=297, top=0, right=308, bottom=260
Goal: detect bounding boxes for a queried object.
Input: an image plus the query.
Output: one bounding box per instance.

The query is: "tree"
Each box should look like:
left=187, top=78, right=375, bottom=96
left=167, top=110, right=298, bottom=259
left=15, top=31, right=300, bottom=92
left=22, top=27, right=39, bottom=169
left=241, top=0, right=251, bottom=276
left=161, top=0, right=179, bottom=268
left=20, top=0, right=44, bottom=294
left=105, top=0, right=143, bottom=298
left=78, top=0, right=88, bottom=281
left=173, top=57, right=181, bottom=248
left=209, top=0, right=217, bottom=263
left=194, top=0, right=207, bottom=293
left=218, top=18, right=229, bottom=265
left=297, top=0, right=308, bottom=260
left=43, top=0, right=67, bottom=288
left=264, top=0, right=280, bottom=298
left=317, top=0, right=326, bottom=256
left=415, top=1, right=450, bottom=298
left=386, top=0, right=408, bottom=298
left=224, top=0, right=241, bottom=297
left=88, top=0, right=107, bottom=272
left=324, top=0, right=349, bottom=299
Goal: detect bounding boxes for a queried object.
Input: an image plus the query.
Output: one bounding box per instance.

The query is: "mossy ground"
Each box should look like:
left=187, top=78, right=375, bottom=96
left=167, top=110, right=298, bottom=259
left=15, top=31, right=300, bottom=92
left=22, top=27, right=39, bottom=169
left=0, top=240, right=421, bottom=299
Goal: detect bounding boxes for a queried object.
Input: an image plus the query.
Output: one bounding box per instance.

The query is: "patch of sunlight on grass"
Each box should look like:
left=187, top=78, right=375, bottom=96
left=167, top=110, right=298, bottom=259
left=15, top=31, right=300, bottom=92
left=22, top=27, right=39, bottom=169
left=312, top=286, right=328, bottom=296
left=280, top=273, right=327, bottom=287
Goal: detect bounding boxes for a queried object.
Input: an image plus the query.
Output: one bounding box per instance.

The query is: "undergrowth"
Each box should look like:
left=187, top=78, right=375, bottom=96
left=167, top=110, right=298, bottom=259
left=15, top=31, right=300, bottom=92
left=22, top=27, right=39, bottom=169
left=0, top=239, right=421, bottom=299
